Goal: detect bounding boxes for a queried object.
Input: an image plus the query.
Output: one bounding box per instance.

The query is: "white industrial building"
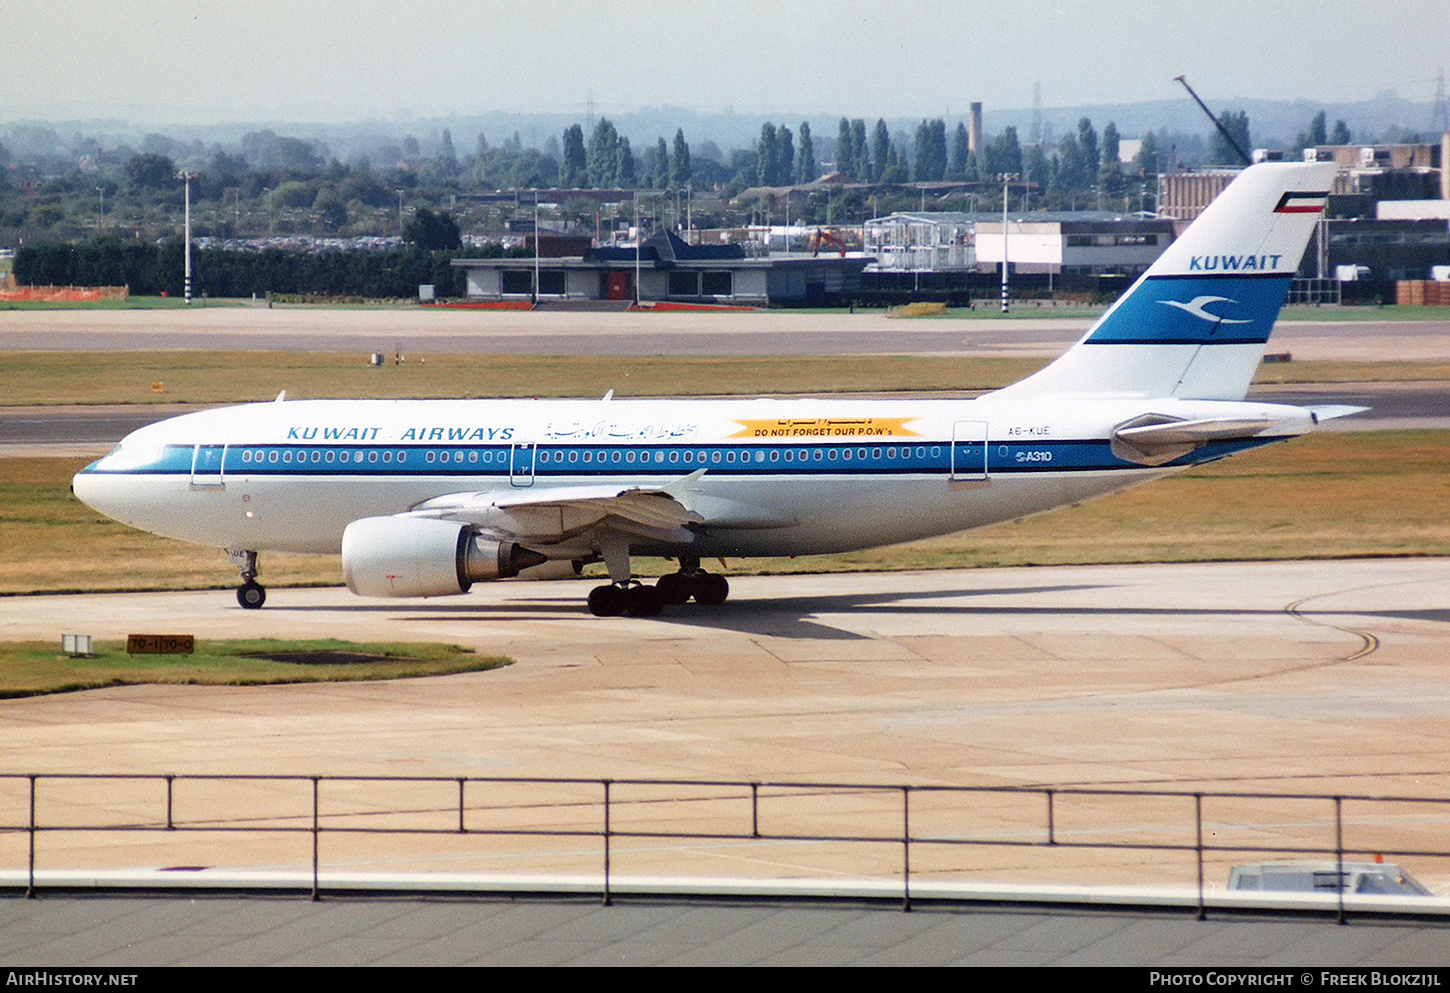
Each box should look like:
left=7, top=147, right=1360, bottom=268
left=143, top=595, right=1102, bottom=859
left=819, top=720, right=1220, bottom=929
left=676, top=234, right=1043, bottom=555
left=865, top=210, right=1176, bottom=277
left=974, top=216, right=1177, bottom=275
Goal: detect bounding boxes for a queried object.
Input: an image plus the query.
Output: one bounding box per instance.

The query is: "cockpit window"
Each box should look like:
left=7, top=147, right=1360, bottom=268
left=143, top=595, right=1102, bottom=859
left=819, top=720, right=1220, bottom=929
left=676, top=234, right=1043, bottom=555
left=94, top=440, right=165, bottom=471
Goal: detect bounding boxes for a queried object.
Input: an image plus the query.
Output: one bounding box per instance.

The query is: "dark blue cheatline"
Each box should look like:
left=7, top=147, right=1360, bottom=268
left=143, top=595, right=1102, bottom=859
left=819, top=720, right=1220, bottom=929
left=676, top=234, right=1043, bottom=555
left=83, top=435, right=1280, bottom=480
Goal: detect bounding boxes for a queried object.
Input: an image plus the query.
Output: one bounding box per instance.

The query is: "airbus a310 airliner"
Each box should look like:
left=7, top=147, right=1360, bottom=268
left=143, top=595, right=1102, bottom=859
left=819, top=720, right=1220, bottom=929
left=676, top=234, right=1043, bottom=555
left=74, top=162, right=1359, bottom=617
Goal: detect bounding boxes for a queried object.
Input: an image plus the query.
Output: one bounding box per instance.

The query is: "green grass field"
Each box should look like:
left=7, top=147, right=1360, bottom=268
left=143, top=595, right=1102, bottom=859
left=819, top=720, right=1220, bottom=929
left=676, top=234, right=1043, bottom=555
left=0, top=638, right=508, bottom=698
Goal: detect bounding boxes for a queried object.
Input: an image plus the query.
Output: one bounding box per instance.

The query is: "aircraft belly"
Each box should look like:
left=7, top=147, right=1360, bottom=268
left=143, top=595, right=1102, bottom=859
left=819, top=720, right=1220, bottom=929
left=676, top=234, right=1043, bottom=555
left=683, top=469, right=1166, bottom=556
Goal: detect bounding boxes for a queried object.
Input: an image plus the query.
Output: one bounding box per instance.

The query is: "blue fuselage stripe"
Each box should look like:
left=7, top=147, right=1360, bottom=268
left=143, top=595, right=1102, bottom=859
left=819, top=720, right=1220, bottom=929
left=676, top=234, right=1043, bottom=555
left=84, top=436, right=1279, bottom=478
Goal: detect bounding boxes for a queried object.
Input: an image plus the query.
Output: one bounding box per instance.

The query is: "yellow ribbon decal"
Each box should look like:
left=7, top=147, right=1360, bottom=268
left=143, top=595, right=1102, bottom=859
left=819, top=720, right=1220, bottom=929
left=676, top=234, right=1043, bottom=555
left=728, top=417, right=921, bottom=439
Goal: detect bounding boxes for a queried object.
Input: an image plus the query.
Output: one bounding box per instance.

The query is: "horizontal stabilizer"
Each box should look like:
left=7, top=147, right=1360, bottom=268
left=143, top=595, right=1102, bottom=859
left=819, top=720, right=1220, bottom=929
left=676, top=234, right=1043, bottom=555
left=1112, top=414, right=1277, bottom=466
left=1115, top=416, right=1272, bottom=446
left=1305, top=404, right=1369, bottom=423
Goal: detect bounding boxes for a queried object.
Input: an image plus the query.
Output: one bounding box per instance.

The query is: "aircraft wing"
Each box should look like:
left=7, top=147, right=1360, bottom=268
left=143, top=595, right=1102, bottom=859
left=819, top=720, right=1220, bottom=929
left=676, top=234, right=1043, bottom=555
left=408, top=472, right=708, bottom=545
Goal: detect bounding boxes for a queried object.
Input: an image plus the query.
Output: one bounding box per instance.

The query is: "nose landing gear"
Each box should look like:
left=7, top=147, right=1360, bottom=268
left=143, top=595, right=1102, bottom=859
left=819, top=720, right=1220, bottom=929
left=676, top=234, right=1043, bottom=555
left=229, top=549, right=267, bottom=610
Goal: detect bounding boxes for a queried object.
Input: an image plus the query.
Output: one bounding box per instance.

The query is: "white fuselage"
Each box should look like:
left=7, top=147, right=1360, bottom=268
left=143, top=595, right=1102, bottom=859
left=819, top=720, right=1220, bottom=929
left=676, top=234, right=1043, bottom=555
left=74, top=392, right=1311, bottom=561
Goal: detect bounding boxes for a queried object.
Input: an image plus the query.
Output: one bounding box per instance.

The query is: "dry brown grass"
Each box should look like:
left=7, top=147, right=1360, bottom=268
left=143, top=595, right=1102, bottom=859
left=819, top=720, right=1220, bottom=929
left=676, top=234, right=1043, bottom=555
left=0, top=352, right=1049, bottom=406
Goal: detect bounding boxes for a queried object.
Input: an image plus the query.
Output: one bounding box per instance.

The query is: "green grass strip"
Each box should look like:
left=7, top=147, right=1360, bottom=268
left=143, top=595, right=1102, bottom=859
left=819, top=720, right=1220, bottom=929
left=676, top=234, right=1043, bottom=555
left=0, top=638, right=509, bottom=698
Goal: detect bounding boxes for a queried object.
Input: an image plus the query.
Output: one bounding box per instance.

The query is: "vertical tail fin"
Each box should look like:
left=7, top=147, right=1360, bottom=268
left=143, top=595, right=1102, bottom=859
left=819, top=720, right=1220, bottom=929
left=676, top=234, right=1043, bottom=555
left=993, top=162, right=1337, bottom=401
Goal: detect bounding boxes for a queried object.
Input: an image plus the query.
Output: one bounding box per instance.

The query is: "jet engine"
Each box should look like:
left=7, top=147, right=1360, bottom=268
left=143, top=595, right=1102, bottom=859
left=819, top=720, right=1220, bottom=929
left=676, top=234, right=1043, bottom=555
left=342, top=516, right=546, bottom=598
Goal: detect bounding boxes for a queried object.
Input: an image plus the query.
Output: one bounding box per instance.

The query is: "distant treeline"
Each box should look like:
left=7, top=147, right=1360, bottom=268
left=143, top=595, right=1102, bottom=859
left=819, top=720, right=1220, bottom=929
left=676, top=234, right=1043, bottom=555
left=11, top=237, right=511, bottom=298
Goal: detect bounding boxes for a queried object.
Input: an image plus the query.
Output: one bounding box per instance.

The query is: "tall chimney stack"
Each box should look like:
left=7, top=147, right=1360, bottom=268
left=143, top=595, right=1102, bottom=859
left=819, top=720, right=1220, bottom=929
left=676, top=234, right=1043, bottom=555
left=969, top=102, right=983, bottom=154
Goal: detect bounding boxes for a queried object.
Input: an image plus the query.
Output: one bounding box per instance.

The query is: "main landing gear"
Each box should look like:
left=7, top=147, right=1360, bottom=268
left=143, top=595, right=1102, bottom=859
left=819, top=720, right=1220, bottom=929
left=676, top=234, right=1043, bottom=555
left=586, top=554, right=730, bottom=618
left=229, top=549, right=266, bottom=610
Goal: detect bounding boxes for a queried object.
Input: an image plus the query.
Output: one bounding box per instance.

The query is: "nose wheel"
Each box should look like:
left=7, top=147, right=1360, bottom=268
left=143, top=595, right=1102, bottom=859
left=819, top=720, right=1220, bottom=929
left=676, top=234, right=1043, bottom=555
left=228, top=549, right=267, bottom=610
left=237, top=581, right=267, bottom=609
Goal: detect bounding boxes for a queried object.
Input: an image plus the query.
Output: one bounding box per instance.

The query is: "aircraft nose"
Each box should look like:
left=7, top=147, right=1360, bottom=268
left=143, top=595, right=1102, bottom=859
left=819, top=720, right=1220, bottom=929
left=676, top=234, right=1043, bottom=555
left=71, top=462, right=135, bottom=523
left=70, top=466, right=103, bottom=513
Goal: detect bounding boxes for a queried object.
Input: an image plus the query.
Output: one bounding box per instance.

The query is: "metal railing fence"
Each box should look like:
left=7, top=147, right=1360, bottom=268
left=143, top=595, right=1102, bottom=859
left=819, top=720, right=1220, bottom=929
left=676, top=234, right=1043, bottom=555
left=5, top=773, right=1448, bottom=922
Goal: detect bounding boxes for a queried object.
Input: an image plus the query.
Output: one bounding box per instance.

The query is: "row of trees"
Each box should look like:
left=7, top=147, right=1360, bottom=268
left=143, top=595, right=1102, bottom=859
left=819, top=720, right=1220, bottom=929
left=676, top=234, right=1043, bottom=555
left=14, top=236, right=475, bottom=298
left=4, top=106, right=1372, bottom=246
left=557, top=120, right=697, bottom=190
left=753, top=122, right=817, bottom=186
left=1294, top=111, right=1353, bottom=152
left=819, top=114, right=1136, bottom=205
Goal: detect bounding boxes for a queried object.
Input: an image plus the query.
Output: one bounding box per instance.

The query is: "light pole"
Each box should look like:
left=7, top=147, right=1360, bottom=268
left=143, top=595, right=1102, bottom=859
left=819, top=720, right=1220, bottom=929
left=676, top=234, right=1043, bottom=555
left=180, top=172, right=196, bottom=305
left=1000, top=173, right=1017, bottom=314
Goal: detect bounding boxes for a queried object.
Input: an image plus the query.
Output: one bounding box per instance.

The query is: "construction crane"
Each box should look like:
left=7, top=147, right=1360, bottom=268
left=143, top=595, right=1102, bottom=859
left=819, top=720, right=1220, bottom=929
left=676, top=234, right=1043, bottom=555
left=809, top=228, right=849, bottom=257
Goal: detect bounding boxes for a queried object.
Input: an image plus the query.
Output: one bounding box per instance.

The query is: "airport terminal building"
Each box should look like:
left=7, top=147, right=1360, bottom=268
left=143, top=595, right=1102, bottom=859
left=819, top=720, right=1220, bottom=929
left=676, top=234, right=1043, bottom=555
left=452, top=230, right=869, bottom=307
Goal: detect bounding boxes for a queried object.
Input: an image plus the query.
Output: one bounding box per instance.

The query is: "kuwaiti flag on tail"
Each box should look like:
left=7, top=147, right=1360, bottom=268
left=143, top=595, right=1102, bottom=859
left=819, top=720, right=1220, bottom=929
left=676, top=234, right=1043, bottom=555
left=1274, top=190, right=1331, bottom=213
left=991, top=162, right=1340, bottom=402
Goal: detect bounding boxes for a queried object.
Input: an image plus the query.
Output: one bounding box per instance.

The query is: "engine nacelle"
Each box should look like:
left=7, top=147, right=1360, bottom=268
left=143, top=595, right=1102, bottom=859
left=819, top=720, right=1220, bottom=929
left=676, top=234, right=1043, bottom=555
left=342, top=516, right=546, bottom=598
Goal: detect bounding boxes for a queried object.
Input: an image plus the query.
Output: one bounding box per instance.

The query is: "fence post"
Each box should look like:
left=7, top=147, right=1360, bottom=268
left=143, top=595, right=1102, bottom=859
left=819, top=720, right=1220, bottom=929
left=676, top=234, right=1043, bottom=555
left=1335, top=795, right=1345, bottom=925
left=902, top=785, right=912, bottom=912
left=311, top=776, right=320, bottom=902
left=751, top=782, right=760, bottom=838
left=1195, top=793, right=1206, bottom=921
left=457, top=778, right=466, bottom=834
left=602, top=779, right=612, bottom=907
left=1046, top=788, right=1056, bottom=845
left=26, top=775, right=36, bottom=899
left=166, top=775, right=174, bottom=830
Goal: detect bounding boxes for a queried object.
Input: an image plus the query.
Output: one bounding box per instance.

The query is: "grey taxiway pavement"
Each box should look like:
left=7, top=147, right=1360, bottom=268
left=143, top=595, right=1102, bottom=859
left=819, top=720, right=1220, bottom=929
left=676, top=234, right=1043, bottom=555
left=2, top=304, right=1448, bottom=360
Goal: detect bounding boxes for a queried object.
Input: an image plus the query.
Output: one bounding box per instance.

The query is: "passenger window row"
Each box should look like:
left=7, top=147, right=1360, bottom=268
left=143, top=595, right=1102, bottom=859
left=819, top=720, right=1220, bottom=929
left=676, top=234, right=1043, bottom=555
left=234, top=445, right=947, bottom=467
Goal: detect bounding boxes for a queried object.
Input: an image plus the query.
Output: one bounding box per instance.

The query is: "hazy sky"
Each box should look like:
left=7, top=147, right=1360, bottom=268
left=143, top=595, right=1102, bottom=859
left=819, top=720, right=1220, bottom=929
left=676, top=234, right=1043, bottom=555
left=2, top=0, right=1446, bottom=123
